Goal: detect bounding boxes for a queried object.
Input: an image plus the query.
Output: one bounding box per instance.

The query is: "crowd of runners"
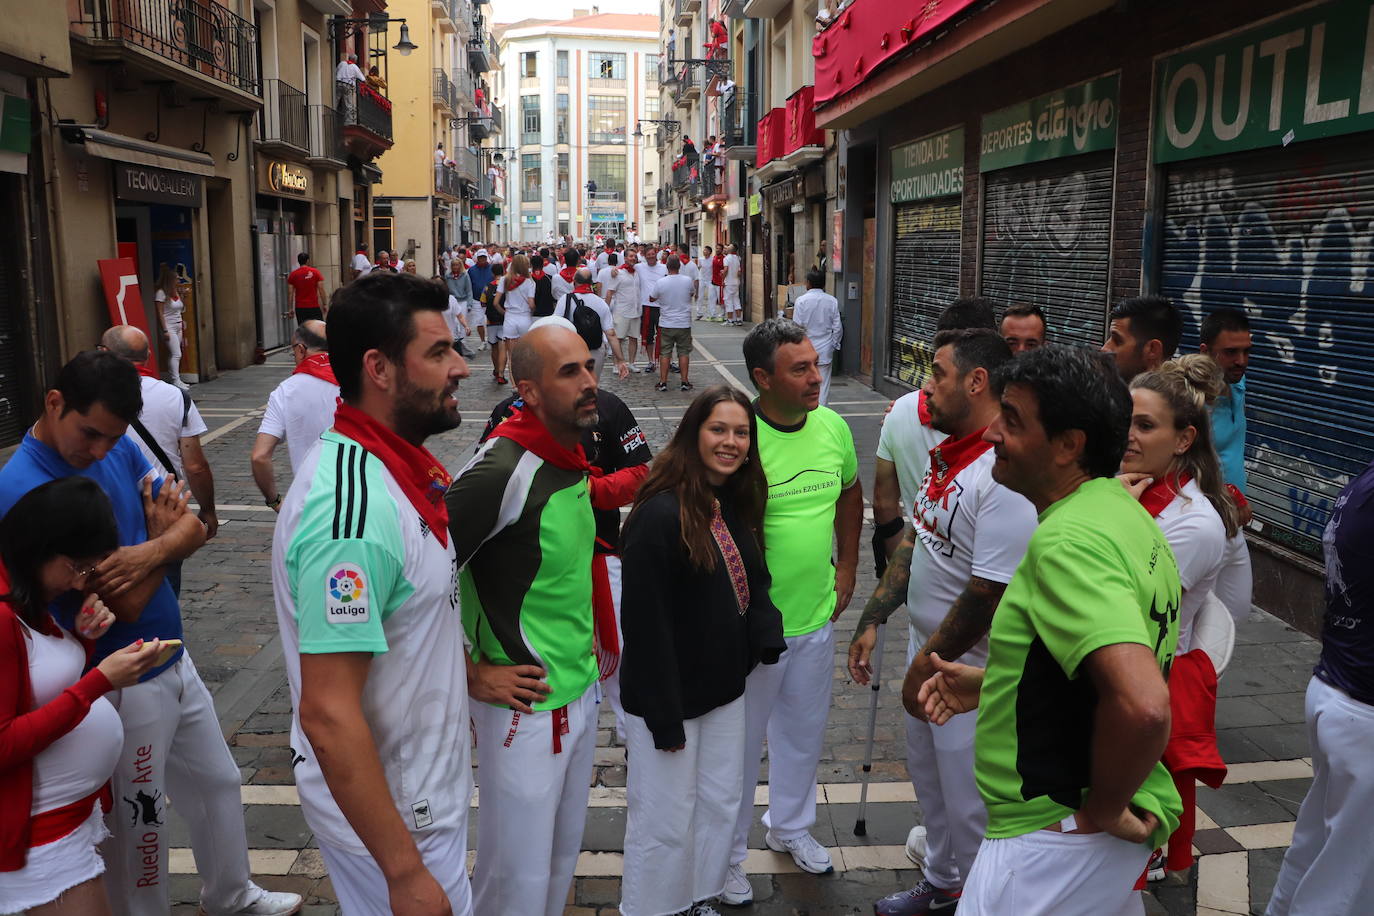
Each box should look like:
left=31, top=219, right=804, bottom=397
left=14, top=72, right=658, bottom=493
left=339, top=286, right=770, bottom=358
left=1, top=237, right=1367, bottom=916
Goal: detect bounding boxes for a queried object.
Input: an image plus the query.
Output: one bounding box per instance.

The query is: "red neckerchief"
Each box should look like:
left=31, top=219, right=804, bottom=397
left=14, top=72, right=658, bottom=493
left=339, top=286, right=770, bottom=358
left=925, top=426, right=992, bottom=501
left=1140, top=473, right=1192, bottom=518
left=918, top=388, right=933, bottom=426
left=573, top=283, right=594, bottom=293
left=505, top=274, right=525, bottom=291
left=531, top=269, right=546, bottom=281
left=560, top=266, right=579, bottom=283
left=331, top=403, right=452, bottom=546
left=292, top=352, right=338, bottom=386
left=136, top=363, right=159, bottom=380
left=489, top=405, right=602, bottom=477
left=623, top=263, right=636, bottom=274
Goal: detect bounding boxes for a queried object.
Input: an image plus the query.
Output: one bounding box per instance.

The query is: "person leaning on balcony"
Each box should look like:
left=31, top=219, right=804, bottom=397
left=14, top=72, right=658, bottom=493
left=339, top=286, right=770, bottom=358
left=335, top=53, right=365, bottom=86
left=366, top=65, right=386, bottom=92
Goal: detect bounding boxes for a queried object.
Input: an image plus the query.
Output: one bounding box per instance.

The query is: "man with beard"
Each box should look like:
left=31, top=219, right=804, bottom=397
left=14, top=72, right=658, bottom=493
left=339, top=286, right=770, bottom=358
left=446, top=321, right=604, bottom=916
left=1101, top=295, right=1182, bottom=382
left=849, top=329, right=1037, bottom=916
left=271, top=271, right=474, bottom=915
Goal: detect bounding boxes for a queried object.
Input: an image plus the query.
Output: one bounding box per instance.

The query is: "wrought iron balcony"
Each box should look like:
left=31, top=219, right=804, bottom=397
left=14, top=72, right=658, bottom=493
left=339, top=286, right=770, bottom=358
left=308, top=104, right=346, bottom=164
left=70, top=0, right=261, bottom=98
left=454, top=147, right=480, bottom=181
left=452, top=68, right=475, bottom=111
left=260, top=79, right=308, bottom=150
left=433, top=68, right=455, bottom=113
left=435, top=164, right=463, bottom=199
left=719, top=88, right=755, bottom=152
left=338, top=81, right=394, bottom=149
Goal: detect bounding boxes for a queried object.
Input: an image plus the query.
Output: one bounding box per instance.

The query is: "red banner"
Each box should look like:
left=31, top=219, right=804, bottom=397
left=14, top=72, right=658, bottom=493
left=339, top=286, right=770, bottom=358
left=783, top=85, right=824, bottom=154
left=812, top=0, right=980, bottom=106
left=97, top=257, right=158, bottom=373
left=755, top=108, right=785, bottom=167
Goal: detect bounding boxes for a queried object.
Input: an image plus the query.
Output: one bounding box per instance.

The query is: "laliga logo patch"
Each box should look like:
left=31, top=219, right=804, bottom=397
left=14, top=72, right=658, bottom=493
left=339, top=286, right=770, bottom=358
left=326, top=567, right=370, bottom=623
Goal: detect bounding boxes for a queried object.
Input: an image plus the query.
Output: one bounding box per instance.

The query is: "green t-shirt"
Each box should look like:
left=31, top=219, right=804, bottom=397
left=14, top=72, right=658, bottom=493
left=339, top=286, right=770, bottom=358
left=974, top=476, right=1183, bottom=850
left=755, top=404, right=859, bottom=636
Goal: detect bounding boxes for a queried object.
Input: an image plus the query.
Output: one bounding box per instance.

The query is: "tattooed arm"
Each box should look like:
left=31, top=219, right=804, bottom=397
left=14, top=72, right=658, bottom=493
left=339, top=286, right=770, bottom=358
left=846, top=528, right=916, bottom=685
left=902, top=576, right=1007, bottom=718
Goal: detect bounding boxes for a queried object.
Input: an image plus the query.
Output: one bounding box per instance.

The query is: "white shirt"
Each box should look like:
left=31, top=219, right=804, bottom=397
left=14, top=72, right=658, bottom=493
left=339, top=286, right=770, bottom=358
left=905, top=447, right=1037, bottom=667
left=723, top=253, right=741, bottom=285
left=351, top=252, right=372, bottom=274
left=652, top=274, right=696, bottom=329
left=609, top=268, right=641, bottom=319
left=335, top=60, right=366, bottom=83
left=154, top=289, right=185, bottom=329
left=793, top=288, right=844, bottom=364
left=558, top=290, right=613, bottom=347
left=679, top=258, right=700, bottom=291
left=639, top=261, right=666, bottom=307
left=127, top=376, right=208, bottom=480
left=595, top=251, right=612, bottom=271
left=490, top=252, right=504, bottom=266
left=875, top=390, right=942, bottom=516
left=595, top=266, right=618, bottom=299
left=443, top=294, right=466, bottom=340
left=1213, top=530, right=1252, bottom=623
left=1155, top=478, right=1227, bottom=654
left=549, top=269, right=574, bottom=300
left=699, top=256, right=717, bottom=285
left=501, top=277, right=536, bottom=321
left=258, top=371, right=341, bottom=473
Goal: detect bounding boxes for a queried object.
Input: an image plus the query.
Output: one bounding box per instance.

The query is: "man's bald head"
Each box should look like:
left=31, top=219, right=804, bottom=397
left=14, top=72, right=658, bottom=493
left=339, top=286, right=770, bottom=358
left=510, top=324, right=598, bottom=436
left=512, top=324, right=586, bottom=383
left=101, top=325, right=150, bottom=365
left=574, top=267, right=593, bottom=287
left=295, top=319, right=328, bottom=352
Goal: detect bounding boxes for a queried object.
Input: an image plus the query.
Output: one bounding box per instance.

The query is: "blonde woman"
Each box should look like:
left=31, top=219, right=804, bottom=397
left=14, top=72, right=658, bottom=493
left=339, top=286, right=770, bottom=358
left=153, top=266, right=189, bottom=391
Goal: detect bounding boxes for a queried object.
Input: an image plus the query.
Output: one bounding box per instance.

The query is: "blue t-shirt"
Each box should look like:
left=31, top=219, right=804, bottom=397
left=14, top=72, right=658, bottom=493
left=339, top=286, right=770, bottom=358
left=467, top=263, right=494, bottom=296
left=1316, top=460, right=1374, bottom=706
left=1210, top=376, right=1247, bottom=493
left=0, top=432, right=184, bottom=680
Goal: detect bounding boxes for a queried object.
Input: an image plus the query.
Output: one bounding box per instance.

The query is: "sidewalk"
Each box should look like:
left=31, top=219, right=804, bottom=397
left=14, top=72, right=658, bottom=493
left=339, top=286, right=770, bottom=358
left=152, top=318, right=1315, bottom=915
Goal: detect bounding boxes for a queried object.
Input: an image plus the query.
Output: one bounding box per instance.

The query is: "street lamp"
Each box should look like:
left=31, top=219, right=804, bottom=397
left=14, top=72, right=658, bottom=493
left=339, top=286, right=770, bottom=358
left=393, top=22, right=417, bottom=55
left=633, top=118, right=681, bottom=139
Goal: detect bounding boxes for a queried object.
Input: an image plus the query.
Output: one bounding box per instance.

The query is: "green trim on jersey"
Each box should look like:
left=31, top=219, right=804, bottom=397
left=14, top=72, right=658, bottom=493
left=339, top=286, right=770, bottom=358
left=973, top=477, right=1183, bottom=850
left=449, top=437, right=597, bottom=710
left=286, top=431, right=414, bottom=655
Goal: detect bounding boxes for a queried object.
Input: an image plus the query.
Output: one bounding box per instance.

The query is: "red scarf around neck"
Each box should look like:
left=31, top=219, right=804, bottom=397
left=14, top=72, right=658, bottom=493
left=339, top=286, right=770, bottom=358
left=531, top=269, right=546, bottom=281
left=559, top=266, right=579, bottom=283
left=917, top=388, right=933, bottom=426
left=331, top=403, right=452, bottom=546
left=925, top=426, right=993, bottom=501
left=505, top=274, right=526, bottom=291
left=292, top=352, right=338, bottom=385
left=622, top=263, right=636, bottom=274
left=573, top=283, right=594, bottom=294
left=489, top=405, right=600, bottom=476
left=136, top=363, right=160, bottom=380
left=1140, top=472, right=1193, bottom=518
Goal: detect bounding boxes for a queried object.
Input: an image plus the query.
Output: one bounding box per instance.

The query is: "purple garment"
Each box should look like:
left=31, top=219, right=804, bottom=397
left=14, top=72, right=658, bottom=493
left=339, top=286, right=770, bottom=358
left=1315, top=460, right=1374, bottom=706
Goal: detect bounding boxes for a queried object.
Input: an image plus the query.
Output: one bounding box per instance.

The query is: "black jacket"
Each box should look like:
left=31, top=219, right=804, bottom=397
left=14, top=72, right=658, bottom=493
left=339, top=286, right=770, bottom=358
left=619, top=489, right=786, bottom=748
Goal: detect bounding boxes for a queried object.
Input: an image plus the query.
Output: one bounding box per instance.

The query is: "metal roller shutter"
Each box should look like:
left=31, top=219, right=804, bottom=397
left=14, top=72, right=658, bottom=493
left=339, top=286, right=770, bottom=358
left=981, top=154, right=1114, bottom=348
left=1160, top=139, right=1374, bottom=559
left=888, top=198, right=962, bottom=387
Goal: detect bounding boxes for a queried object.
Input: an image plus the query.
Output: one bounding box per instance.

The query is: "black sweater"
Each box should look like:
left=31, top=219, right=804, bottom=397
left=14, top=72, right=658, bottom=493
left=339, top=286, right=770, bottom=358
left=619, top=488, right=786, bottom=749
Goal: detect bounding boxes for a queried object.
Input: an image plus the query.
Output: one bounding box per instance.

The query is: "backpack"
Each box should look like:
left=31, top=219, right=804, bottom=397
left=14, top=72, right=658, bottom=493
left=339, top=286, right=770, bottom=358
left=483, top=282, right=503, bottom=324
left=532, top=273, right=556, bottom=317
left=561, top=293, right=604, bottom=351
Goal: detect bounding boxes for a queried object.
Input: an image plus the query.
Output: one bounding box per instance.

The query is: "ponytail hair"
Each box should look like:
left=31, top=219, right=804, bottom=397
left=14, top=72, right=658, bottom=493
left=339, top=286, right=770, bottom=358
left=1130, top=354, right=1239, bottom=537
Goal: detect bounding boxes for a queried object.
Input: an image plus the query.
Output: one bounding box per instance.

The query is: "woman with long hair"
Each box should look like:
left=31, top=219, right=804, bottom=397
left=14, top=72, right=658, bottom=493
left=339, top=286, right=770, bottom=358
left=153, top=265, right=189, bottom=391
left=1120, top=354, right=1237, bottom=885
left=497, top=253, right=535, bottom=350
left=618, top=386, right=786, bottom=916
left=0, top=477, right=163, bottom=916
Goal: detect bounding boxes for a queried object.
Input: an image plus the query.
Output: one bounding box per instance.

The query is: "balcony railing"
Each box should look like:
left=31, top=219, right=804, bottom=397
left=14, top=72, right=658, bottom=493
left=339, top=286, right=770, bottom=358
left=338, top=80, right=393, bottom=143
left=657, top=187, right=670, bottom=210
left=433, top=68, right=455, bottom=112
left=308, top=104, right=345, bottom=162
left=454, top=147, right=480, bottom=180
left=260, top=79, right=308, bottom=149
left=488, top=103, right=503, bottom=134
left=71, top=0, right=261, bottom=96
left=719, top=88, right=755, bottom=149
left=452, top=67, right=475, bottom=109
left=671, top=162, right=690, bottom=189
left=435, top=165, right=463, bottom=198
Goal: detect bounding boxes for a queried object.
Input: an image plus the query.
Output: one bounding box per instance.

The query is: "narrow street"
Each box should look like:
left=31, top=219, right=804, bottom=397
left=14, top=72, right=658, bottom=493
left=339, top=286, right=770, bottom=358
left=159, top=320, right=1316, bottom=916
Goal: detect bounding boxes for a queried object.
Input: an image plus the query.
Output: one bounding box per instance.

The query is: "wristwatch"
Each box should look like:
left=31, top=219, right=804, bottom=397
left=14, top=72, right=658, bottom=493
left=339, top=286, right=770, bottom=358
left=266, top=494, right=282, bottom=509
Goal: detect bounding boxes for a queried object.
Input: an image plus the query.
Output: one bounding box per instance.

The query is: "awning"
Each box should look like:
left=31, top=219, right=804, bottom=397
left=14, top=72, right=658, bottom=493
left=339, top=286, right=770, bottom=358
left=71, top=128, right=217, bottom=177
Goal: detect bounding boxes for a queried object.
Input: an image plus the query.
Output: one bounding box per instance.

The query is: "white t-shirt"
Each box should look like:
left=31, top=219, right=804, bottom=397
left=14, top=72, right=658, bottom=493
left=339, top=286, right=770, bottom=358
left=639, top=261, right=667, bottom=307
left=652, top=274, right=696, bottom=329
left=609, top=269, right=641, bottom=319
left=490, top=251, right=504, bottom=266
left=550, top=269, right=574, bottom=301
left=335, top=60, right=366, bottom=83
left=595, top=266, right=618, bottom=300
left=594, top=251, right=612, bottom=271
left=351, top=252, right=372, bottom=274
left=155, top=289, right=185, bottom=329
left=793, top=289, right=843, bottom=364
left=443, top=294, right=466, bottom=340
left=1155, top=478, right=1227, bottom=654
left=258, top=371, right=342, bottom=473
left=558, top=290, right=613, bottom=347
left=875, top=389, right=941, bottom=516
left=273, top=434, right=470, bottom=854
left=723, top=253, right=741, bottom=286
left=1213, top=530, right=1252, bottom=622
left=128, top=376, right=208, bottom=480
left=905, top=447, right=1037, bottom=666
left=501, top=277, right=536, bottom=321
left=699, top=256, right=717, bottom=288
left=679, top=258, right=700, bottom=290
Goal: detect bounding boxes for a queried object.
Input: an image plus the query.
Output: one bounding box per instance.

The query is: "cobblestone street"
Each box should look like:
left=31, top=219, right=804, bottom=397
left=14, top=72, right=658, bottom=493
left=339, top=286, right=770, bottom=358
left=113, top=320, right=1314, bottom=916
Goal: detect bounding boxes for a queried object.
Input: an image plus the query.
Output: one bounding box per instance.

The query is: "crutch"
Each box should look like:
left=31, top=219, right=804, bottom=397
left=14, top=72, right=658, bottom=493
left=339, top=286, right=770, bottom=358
left=854, top=619, right=887, bottom=836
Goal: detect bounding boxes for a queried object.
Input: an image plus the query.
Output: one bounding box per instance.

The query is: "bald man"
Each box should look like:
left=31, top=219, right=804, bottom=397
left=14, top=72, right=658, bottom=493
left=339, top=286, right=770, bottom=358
left=251, top=319, right=340, bottom=511
left=101, top=324, right=218, bottom=548
left=447, top=323, right=600, bottom=916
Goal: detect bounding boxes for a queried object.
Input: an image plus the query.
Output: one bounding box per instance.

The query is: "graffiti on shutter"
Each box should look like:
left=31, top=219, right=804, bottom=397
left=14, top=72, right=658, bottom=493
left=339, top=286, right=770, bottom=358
left=981, top=155, right=1114, bottom=349
left=1161, top=140, right=1374, bottom=559
left=888, top=200, right=962, bottom=387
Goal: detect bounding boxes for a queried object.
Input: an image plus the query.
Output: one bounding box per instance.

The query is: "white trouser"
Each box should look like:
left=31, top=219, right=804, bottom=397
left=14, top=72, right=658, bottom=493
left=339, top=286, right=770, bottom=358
left=1266, top=676, right=1374, bottom=915
left=471, top=685, right=597, bottom=916
left=817, top=362, right=833, bottom=406
left=319, top=827, right=473, bottom=916
left=101, top=651, right=255, bottom=916
left=960, top=830, right=1149, bottom=916
left=905, top=630, right=984, bottom=891
left=621, top=697, right=746, bottom=916
left=709, top=285, right=723, bottom=318
left=731, top=622, right=834, bottom=863
left=723, top=284, right=741, bottom=317
left=601, top=555, right=627, bottom=740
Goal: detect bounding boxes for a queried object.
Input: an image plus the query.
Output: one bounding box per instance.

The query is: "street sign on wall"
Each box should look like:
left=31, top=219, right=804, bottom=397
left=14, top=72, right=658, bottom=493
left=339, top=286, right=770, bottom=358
left=891, top=126, right=964, bottom=202
left=1154, top=0, right=1374, bottom=163
left=979, top=74, right=1119, bottom=172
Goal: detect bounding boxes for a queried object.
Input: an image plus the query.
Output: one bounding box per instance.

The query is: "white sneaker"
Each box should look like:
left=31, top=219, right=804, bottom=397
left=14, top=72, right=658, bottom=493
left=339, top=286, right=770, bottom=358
left=905, top=825, right=928, bottom=868
left=201, top=885, right=303, bottom=916
left=690, top=903, right=724, bottom=916
left=173, top=378, right=192, bottom=391
left=765, top=830, right=834, bottom=874
left=721, top=863, right=753, bottom=906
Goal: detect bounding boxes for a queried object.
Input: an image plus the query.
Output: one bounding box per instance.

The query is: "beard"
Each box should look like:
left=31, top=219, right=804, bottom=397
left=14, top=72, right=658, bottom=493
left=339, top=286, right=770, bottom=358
left=392, top=368, right=460, bottom=444
left=549, top=389, right=599, bottom=433
left=928, top=396, right=969, bottom=436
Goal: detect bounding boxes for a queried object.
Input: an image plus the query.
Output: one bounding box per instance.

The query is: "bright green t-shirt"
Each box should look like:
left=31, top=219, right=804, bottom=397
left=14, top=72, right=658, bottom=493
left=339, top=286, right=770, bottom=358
left=755, top=404, right=859, bottom=636
left=974, top=476, right=1183, bottom=851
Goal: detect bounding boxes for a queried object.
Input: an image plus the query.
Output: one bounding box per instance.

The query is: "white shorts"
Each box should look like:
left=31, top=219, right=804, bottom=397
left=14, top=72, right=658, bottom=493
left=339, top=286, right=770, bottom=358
left=467, top=304, right=485, bottom=329
left=960, top=830, right=1149, bottom=916
left=501, top=315, right=531, bottom=340
left=319, top=827, right=473, bottom=916
left=613, top=314, right=640, bottom=339
left=486, top=325, right=503, bottom=344
left=0, top=804, right=109, bottom=915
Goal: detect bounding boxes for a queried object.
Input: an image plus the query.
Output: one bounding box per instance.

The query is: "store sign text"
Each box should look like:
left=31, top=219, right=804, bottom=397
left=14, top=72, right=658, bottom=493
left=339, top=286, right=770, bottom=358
left=891, top=127, right=964, bottom=203
left=268, top=161, right=309, bottom=195
left=979, top=74, right=1119, bottom=172
left=114, top=165, right=204, bottom=207
left=1155, top=0, right=1374, bottom=162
